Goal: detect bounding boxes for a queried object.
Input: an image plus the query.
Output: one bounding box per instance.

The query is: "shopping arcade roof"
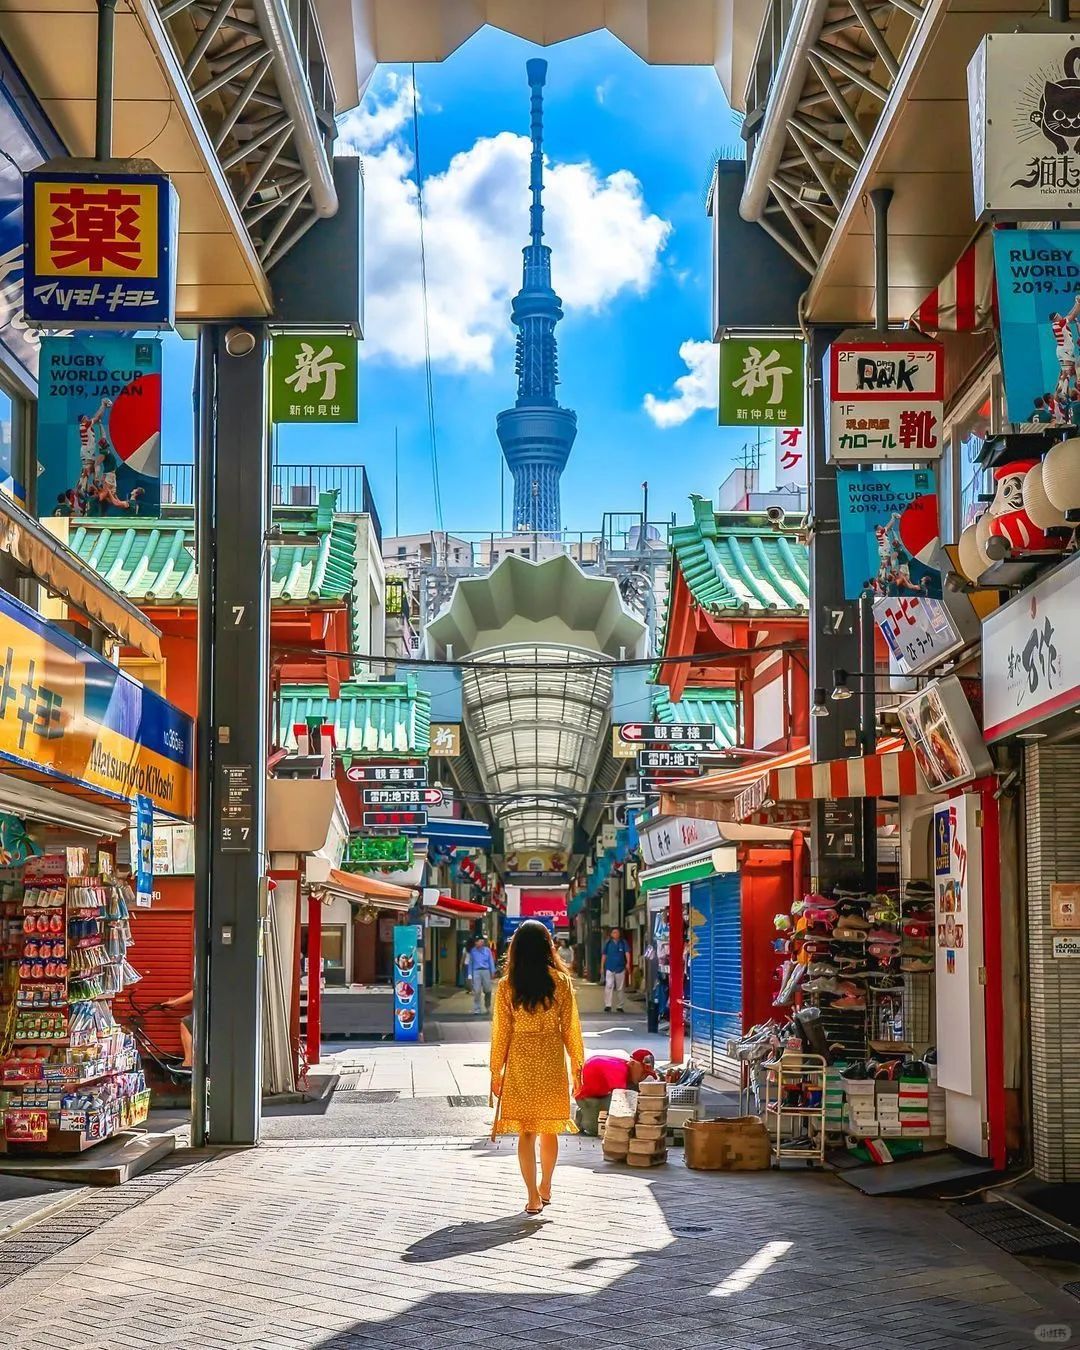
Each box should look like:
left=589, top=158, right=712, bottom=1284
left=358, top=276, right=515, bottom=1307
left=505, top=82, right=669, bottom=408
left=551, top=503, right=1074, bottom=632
left=425, top=554, right=646, bottom=855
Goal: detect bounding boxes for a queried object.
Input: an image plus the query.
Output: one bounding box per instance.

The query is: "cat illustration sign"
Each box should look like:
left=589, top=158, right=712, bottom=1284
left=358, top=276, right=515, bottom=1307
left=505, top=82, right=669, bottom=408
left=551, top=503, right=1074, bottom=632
left=969, top=33, right=1080, bottom=221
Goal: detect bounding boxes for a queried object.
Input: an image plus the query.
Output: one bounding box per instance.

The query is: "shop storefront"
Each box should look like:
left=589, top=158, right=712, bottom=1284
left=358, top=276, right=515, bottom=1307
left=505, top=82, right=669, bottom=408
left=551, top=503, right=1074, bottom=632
left=984, top=551, right=1080, bottom=1181
left=0, top=586, right=194, bottom=1161
left=638, top=814, right=801, bottom=1079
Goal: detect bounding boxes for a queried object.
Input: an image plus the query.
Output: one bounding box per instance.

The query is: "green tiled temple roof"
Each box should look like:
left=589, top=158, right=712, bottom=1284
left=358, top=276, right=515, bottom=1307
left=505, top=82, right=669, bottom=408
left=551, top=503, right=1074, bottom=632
left=669, top=496, right=809, bottom=616
left=67, top=491, right=358, bottom=606
left=278, top=676, right=432, bottom=759
left=651, top=687, right=737, bottom=749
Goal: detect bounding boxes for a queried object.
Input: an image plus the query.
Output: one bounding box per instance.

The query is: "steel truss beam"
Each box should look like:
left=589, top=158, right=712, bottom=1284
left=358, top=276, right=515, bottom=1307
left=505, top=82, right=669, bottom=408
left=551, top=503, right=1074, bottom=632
left=740, top=0, right=927, bottom=274
left=153, top=0, right=337, bottom=271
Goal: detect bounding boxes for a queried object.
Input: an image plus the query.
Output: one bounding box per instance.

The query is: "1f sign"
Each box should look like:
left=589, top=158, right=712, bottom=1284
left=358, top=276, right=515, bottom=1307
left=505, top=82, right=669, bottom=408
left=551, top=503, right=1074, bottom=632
left=271, top=334, right=358, bottom=424
left=719, top=337, right=805, bottom=428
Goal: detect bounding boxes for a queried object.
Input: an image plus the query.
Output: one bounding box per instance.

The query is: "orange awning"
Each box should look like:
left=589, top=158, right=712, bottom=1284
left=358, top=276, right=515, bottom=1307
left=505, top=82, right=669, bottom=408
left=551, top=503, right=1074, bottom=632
left=321, top=868, right=415, bottom=911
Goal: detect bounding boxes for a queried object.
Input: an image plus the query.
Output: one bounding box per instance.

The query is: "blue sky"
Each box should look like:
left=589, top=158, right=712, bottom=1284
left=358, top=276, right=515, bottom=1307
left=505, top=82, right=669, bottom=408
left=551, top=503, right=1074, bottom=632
left=165, top=26, right=757, bottom=536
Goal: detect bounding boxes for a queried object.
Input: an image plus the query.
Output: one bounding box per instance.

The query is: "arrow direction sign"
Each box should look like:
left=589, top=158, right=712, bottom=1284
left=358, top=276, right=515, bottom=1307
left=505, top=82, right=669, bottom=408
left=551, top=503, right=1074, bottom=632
left=618, top=722, right=717, bottom=745
left=346, top=763, right=428, bottom=785
left=637, top=750, right=700, bottom=772
left=362, top=788, right=443, bottom=807
left=362, top=809, right=428, bottom=830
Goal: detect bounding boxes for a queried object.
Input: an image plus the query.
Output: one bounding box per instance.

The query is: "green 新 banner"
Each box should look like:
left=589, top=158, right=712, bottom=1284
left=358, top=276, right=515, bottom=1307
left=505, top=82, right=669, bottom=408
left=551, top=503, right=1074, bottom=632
left=718, top=337, right=805, bottom=428
left=271, top=334, right=358, bottom=424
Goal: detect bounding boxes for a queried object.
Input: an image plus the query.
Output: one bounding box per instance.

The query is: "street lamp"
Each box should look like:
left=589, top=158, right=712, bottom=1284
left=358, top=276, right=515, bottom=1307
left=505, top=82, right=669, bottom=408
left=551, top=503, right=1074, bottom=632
left=830, top=669, right=854, bottom=701
left=811, top=688, right=830, bottom=719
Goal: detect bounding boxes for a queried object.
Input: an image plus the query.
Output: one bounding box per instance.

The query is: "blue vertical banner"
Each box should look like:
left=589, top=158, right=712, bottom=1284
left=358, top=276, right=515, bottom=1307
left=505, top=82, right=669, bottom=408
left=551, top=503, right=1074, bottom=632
left=392, top=925, right=422, bottom=1041
left=37, top=335, right=161, bottom=518
left=134, top=795, right=153, bottom=908
left=994, top=229, right=1080, bottom=427
left=835, top=468, right=942, bottom=600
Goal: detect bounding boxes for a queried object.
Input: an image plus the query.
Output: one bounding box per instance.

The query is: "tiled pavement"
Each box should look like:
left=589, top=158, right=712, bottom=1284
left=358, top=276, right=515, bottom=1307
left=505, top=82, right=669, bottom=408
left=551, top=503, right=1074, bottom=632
left=1, top=1134, right=1078, bottom=1349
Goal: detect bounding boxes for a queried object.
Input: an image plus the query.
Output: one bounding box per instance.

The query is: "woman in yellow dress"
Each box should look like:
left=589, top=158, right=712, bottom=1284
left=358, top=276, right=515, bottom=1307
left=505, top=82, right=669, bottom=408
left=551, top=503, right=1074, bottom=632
left=490, top=919, right=585, bottom=1215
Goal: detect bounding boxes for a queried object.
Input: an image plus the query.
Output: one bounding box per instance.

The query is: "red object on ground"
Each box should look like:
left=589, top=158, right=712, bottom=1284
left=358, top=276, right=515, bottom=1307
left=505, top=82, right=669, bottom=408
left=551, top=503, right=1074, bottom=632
left=669, top=883, right=685, bottom=1064
left=576, top=1055, right=634, bottom=1100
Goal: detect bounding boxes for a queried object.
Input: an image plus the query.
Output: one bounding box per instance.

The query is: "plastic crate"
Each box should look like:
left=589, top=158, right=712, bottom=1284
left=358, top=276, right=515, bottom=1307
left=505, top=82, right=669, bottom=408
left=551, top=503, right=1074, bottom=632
left=666, top=1084, right=701, bottom=1110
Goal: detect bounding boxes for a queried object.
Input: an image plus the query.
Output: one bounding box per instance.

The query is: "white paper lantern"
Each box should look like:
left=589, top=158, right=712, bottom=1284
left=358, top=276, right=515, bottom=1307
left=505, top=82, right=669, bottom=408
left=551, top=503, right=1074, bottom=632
left=1023, top=457, right=1070, bottom=530
left=958, top=517, right=987, bottom=583
left=1042, top=439, right=1080, bottom=515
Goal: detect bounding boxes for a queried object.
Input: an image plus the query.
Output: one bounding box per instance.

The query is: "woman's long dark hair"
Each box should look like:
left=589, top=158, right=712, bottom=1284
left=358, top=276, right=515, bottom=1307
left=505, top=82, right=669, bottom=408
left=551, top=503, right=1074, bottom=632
left=505, top=920, right=560, bottom=1012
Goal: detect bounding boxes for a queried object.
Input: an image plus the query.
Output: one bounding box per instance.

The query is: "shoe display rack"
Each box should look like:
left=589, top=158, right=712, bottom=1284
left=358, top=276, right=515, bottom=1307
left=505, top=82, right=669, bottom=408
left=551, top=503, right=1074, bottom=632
left=773, top=877, right=937, bottom=1061
left=763, top=1051, right=827, bottom=1167
left=0, top=849, right=149, bottom=1154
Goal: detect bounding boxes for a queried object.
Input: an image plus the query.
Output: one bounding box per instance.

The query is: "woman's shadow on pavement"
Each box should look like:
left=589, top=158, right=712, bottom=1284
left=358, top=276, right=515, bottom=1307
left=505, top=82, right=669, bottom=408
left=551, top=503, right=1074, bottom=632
left=402, top=1213, right=550, bottom=1263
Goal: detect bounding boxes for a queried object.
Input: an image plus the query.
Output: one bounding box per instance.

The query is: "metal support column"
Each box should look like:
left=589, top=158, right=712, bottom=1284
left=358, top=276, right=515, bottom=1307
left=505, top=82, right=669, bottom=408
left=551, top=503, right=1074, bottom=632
left=193, top=323, right=270, bottom=1147
left=808, top=325, right=866, bottom=891
left=95, top=0, right=117, bottom=160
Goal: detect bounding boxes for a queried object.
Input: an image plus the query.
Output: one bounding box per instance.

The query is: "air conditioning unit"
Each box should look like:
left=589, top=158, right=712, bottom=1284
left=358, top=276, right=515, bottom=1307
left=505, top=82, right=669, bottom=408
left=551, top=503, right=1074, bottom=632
left=290, top=485, right=316, bottom=507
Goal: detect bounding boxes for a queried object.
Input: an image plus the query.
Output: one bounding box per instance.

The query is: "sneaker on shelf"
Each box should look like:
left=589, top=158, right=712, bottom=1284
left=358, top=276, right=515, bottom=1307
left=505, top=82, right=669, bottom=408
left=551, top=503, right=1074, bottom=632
left=803, top=977, right=842, bottom=995
left=867, top=928, right=901, bottom=944
left=831, top=995, right=866, bottom=1011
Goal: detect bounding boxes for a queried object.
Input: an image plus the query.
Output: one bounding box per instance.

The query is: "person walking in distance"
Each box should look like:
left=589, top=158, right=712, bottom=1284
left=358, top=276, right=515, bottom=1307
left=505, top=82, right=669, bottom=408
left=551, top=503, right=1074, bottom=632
left=468, top=933, right=497, bottom=1014
left=601, top=926, right=631, bottom=1012
left=490, top=920, right=585, bottom=1215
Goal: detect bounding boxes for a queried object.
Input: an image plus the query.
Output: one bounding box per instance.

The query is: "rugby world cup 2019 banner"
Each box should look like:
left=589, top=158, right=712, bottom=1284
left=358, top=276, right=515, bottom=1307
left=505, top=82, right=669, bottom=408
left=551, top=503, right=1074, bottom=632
left=995, top=229, right=1080, bottom=427
left=0, top=587, right=193, bottom=818
left=37, top=335, right=161, bottom=518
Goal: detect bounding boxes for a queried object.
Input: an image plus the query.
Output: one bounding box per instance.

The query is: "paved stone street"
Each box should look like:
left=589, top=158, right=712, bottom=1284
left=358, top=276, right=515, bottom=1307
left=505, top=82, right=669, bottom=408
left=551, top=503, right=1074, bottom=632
left=2, top=1129, right=1079, bottom=1349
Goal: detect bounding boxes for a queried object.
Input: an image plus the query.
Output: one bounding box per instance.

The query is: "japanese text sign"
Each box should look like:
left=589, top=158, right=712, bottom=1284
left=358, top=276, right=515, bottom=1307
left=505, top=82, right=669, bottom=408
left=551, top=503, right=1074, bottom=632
left=827, top=341, right=944, bottom=463
left=719, top=337, right=804, bottom=427
left=984, top=550, right=1080, bottom=740
left=775, top=426, right=807, bottom=490
left=993, top=230, right=1080, bottom=426
left=969, top=33, right=1080, bottom=223
left=876, top=596, right=965, bottom=677
left=836, top=468, right=942, bottom=600
left=271, top=334, right=358, bottom=423
left=897, top=676, right=992, bottom=793
left=0, top=586, right=193, bottom=818
left=24, top=168, right=178, bottom=330
left=38, top=335, right=161, bottom=519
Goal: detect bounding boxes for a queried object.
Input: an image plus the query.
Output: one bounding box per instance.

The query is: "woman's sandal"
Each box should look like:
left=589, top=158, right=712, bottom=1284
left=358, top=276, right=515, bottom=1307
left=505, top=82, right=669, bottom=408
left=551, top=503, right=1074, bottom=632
left=525, top=1203, right=544, bottom=1216
left=539, top=1191, right=552, bottom=1208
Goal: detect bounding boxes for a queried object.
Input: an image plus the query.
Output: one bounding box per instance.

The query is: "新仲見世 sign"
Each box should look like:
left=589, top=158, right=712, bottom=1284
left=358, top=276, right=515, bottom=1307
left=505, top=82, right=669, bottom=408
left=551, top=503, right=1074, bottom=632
left=23, top=167, right=178, bottom=329
left=718, top=337, right=804, bottom=428
left=827, top=341, right=943, bottom=464
left=271, top=334, right=358, bottom=424
left=37, top=334, right=161, bottom=518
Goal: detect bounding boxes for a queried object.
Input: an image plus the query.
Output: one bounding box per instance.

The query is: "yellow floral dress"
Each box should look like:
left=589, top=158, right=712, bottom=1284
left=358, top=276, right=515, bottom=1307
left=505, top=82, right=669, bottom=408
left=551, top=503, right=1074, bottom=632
left=490, top=971, right=585, bottom=1135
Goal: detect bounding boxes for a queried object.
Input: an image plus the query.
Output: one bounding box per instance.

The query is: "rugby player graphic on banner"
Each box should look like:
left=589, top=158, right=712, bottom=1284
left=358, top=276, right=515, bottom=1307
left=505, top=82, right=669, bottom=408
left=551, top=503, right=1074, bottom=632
left=37, top=335, right=161, bottom=517
left=994, top=230, right=1080, bottom=428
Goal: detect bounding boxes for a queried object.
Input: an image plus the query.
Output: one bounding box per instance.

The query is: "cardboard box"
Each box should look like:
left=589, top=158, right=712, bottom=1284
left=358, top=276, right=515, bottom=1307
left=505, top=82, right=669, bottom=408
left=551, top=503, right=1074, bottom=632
left=626, top=1151, right=667, bottom=1168
left=633, top=1124, right=666, bottom=1142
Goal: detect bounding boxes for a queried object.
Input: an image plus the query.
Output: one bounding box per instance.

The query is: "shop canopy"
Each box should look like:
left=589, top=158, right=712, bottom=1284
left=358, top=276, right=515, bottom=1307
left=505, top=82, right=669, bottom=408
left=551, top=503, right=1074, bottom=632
left=429, top=895, right=489, bottom=918
left=638, top=822, right=796, bottom=894
left=317, top=867, right=415, bottom=912
left=660, top=737, right=920, bottom=823
left=912, top=230, right=995, bottom=334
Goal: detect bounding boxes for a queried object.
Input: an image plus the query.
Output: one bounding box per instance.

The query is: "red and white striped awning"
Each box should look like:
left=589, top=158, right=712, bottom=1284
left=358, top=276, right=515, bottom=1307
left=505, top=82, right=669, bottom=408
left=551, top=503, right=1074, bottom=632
left=912, top=230, right=995, bottom=334
left=660, top=737, right=922, bottom=822
left=768, top=736, right=921, bottom=806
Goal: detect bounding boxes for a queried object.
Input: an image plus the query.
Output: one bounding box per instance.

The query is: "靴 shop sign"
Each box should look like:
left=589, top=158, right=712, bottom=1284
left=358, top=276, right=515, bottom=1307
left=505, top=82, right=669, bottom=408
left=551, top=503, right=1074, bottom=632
left=984, top=551, right=1080, bottom=741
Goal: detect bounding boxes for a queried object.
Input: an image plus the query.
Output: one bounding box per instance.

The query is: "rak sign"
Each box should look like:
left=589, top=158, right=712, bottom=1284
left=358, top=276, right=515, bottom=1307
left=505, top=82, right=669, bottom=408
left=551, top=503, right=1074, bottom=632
left=969, top=33, right=1080, bottom=221
left=826, top=341, right=944, bottom=464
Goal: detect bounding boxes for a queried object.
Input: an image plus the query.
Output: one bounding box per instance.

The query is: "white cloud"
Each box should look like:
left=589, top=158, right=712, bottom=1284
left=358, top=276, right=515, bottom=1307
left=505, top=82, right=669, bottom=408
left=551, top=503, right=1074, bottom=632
left=339, top=76, right=671, bottom=372
left=643, top=340, right=719, bottom=428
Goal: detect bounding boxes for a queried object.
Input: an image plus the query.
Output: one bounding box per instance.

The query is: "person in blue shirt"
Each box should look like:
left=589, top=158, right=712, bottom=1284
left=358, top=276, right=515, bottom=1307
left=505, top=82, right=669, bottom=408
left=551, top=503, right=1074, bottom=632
left=601, top=926, right=632, bottom=1012
left=467, top=934, right=497, bottom=1014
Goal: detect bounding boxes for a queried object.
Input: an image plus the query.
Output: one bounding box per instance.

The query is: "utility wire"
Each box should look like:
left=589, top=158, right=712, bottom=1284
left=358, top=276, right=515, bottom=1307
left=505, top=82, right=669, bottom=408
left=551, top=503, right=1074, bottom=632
left=410, top=64, right=444, bottom=530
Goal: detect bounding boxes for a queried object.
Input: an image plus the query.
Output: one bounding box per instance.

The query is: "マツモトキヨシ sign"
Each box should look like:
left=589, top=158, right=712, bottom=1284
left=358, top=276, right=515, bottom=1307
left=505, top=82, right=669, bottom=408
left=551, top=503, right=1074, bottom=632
left=23, top=167, right=178, bottom=330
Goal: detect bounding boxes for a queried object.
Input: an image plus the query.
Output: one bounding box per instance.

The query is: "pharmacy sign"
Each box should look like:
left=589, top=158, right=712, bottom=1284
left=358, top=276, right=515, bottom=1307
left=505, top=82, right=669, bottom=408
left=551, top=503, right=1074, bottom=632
left=719, top=337, right=805, bottom=427
left=271, top=334, right=358, bottom=424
